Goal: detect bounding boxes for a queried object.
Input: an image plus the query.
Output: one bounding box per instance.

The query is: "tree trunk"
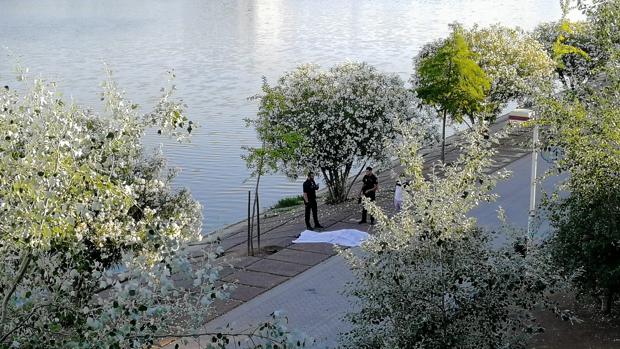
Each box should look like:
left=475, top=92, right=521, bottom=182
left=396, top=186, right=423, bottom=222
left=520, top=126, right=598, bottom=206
left=441, top=109, right=447, bottom=163
left=256, top=192, right=260, bottom=252
left=247, top=190, right=252, bottom=256
left=345, top=162, right=363, bottom=200
left=1, top=252, right=31, bottom=333
left=331, top=173, right=346, bottom=203
left=249, top=149, right=265, bottom=255
left=320, top=163, right=357, bottom=203
left=320, top=167, right=335, bottom=201
left=323, top=167, right=348, bottom=203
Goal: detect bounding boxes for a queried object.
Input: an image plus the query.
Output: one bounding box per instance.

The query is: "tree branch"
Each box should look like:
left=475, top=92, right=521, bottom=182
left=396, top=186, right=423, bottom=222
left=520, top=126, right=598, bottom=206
left=0, top=251, right=32, bottom=334
left=0, top=301, right=50, bottom=343
left=345, top=160, right=367, bottom=199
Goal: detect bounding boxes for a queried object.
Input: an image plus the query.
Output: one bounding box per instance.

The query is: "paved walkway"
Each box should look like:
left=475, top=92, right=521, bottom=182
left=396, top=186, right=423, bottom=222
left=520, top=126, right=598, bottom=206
left=199, top=253, right=356, bottom=348
left=163, top=117, right=536, bottom=348
left=175, top=151, right=563, bottom=349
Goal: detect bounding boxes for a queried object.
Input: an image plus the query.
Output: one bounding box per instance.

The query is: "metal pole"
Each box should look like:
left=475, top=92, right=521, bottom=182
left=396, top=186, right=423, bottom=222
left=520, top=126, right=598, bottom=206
left=256, top=190, right=261, bottom=253
left=527, top=121, right=539, bottom=239
left=247, top=190, right=252, bottom=256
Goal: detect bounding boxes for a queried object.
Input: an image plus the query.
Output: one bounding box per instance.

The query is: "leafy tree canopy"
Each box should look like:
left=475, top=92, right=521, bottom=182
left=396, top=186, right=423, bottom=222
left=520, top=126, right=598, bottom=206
left=414, top=25, right=490, bottom=124
left=413, top=24, right=490, bottom=162
left=533, top=0, right=620, bottom=93
left=247, top=62, right=421, bottom=203
left=464, top=24, right=555, bottom=115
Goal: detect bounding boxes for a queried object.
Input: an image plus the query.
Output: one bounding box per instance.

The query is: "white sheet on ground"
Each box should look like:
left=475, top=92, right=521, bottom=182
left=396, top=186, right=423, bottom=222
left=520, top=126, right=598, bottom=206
left=292, top=229, right=369, bottom=247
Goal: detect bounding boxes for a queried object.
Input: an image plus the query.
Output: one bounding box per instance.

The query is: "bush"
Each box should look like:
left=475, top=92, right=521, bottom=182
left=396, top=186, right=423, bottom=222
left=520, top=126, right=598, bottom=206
left=0, top=69, right=314, bottom=348
left=341, top=125, right=572, bottom=349
left=0, top=70, right=226, bottom=347
left=538, top=86, right=620, bottom=314
left=273, top=196, right=305, bottom=209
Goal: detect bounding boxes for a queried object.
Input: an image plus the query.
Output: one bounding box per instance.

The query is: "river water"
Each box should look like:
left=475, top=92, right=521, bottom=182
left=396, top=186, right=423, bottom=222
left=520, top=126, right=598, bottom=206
left=1, top=0, right=563, bottom=233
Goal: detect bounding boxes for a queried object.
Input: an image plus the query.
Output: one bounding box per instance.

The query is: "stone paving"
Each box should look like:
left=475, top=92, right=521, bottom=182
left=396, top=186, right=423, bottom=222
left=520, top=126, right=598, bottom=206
left=162, top=116, right=535, bottom=347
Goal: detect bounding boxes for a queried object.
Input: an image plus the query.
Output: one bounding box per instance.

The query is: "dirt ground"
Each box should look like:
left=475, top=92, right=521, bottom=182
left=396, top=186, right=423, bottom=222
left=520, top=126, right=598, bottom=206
left=531, top=293, right=620, bottom=349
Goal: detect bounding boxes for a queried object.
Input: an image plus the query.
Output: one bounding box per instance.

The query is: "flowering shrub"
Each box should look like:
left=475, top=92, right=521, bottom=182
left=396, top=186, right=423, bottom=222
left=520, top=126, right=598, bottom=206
left=0, top=69, right=230, bottom=348
left=247, top=62, right=416, bottom=203
left=341, top=125, right=573, bottom=348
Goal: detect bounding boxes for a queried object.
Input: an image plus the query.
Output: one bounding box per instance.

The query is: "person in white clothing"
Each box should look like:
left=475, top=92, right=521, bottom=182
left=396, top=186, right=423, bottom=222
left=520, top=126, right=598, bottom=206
left=394, top=179, right=403, bottom=212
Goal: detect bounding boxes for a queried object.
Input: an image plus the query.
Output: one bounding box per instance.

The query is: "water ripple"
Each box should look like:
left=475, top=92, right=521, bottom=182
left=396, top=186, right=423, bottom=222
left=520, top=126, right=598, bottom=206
left=1, top=0, right=563, bottom=232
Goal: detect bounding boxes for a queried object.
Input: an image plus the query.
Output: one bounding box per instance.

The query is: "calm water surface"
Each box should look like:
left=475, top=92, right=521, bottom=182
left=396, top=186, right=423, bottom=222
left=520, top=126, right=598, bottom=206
left=1, top=0, right=563, bottom=232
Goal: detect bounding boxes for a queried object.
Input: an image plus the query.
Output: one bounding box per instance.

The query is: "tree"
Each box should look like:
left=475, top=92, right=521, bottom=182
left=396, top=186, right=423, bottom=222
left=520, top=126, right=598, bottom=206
left=0, top=71, right=307, bottom=348
left=242, top=114, right=305, bottom=254
left=413, top=25, right=491, bottom=162
left=532, top=19, right=595, bottom=91
left=341, top=124, right=573, bottom=348
left=532, top=0, right=620, bottom=94
left=533, top=0, right=620, bottom=315
left=0, top=69, right=224, bottom=347
left=537, top=79, right=620, bottom=314
left=580, top=0, right=620, bottom=57
left=464, top=24, right=555, bottom=114
left=247, top=62, right=414, bottom=203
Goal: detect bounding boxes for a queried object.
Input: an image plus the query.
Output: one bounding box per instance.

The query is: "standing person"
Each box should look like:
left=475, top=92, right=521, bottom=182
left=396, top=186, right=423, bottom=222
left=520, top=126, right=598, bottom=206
left=394, top=179, right=403, bottom=212
left=303, top=172, right=324, bottom=230
left=359, top=166, right=378, bottom=224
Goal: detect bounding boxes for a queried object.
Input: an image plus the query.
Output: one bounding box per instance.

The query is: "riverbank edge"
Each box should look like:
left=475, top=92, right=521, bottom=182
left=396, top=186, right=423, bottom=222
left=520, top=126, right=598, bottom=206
left=194, top=115, right=513, bottom=248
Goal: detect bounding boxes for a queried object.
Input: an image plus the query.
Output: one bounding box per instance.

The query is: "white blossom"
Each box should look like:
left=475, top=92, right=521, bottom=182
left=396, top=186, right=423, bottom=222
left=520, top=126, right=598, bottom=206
left=0, top=72, right=227, bottom=348
left=248, top=62, right=435, bottom=202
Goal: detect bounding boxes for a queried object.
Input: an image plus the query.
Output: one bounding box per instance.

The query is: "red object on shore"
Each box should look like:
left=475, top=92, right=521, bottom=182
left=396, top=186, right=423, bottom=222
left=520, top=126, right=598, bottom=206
left=508, top=115, right=530, bottom=121
left=508, top=109, right=533, bottom=122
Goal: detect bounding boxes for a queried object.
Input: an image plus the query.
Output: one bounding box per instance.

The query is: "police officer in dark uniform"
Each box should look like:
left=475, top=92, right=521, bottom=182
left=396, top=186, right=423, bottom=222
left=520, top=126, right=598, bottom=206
left=359, top=166, right=378, bottom=224
left=303, top=172, right=324, bottom=230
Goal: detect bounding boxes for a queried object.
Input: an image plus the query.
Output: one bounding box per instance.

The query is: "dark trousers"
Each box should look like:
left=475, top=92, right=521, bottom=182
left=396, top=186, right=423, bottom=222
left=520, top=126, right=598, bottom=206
left=305, top=200, right=319, bottom=228
left=361, top=194, right=375, bottom=223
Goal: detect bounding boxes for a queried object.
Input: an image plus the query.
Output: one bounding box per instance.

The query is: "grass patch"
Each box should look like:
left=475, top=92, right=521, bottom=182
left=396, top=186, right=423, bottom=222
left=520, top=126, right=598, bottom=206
left=273, top=195, right=305, bottom=209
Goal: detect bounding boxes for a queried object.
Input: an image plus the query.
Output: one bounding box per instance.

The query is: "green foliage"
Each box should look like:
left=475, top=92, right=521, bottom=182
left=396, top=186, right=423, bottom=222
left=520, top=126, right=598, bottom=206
left=552, top=20, right=591, bottom=70
left=414, top=25, right=490, bottom=124
left=273, top=196, right=305, bottom=209
left=534, top=18, right=596, bottom=91
left=537, top=82, right=620, bottom=313
left=546, top=188, right=620, bottom=313
left=583, top=0, right=620, bottom=52
left=0, top=71, right=310, bottom=348
left=243, top=80, right=307, bottom=179
left=0, top=71, right=227, bottom=348
left=342, top=125, right=572, bottom=348
left=533, top=0, right=620, bottom=92
left=534, top=0, right=620, bottom=314
left=179, top=312, right=311, bottom=349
